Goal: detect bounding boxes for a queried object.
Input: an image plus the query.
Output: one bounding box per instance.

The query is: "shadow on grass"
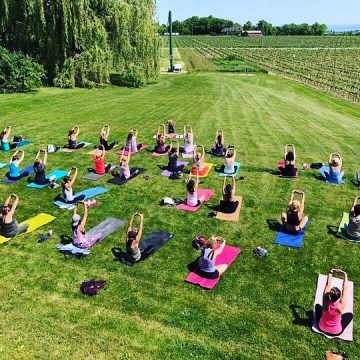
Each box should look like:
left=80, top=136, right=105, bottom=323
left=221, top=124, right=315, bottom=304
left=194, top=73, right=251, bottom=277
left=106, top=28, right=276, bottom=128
left=289, top=304, right=313, bottom=327
left=327, top=225, right=338, bottom=237
left=112, top=247, right=155, bottom=266
left=60, top=235, right=72, bottom=245
left=187, top=257, right=200, bottom=272
left=267, top=219, right=282, bottom=232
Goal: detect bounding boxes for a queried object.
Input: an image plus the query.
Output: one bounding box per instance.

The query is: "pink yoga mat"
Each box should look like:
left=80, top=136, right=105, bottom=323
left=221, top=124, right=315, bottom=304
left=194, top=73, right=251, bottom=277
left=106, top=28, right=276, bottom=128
left=312, top=274, right=354, bottom=341
left=117, top=145, right=148, bottom=156
left=161, top=162, right=188, bottom=177
left=176, top=189, right=215, bottom=212
left=186, top=245, right=241, bottom=289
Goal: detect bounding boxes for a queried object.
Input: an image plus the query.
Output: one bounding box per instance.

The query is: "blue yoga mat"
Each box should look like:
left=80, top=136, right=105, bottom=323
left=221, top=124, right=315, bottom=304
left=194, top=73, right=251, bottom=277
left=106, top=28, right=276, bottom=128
left=15, top=140, right=31, bottom=148
left=53, top=186, right=109, bottom=208
left=3, top=165, right=35, bottom=183
left=27, top=169, right=68, bottom=189
left=0, top=163, right=7, bottom=169
left=274, top=222, right=310, bottom=248
left=320, top=166, right=344, bottom=185
left=218, top=162, right=241, bottom=177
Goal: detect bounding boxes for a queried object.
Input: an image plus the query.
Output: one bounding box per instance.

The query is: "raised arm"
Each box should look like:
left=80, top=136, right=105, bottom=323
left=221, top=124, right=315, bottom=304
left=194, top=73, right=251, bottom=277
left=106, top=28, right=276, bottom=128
left=339, top=270, right=348, bottom=312
left=74, top=126, right=80, bottom=137
left=194, top=171, right=199, bottom=191
left=200, top=145, right=205, bottom=162
left=324, top=269, right=334, bottom=295
left=232, top=176, right=236, bottom=194
left=4, top=194, right=12, bottom=206
left=133, top=129, right=138, bottom=139
left=351, top=196, right=360, bottom=211
left=214, top=237, right=226, bottom=257
left=6, top=126, right=12, bottom=136
left=106, top=125, right=110, bottom=138
left=79, top=202, right=88, bottom=230
left=69, top=167, right=78, bottom=187
left=8, top=194, right=19, bottom=217
left=193, top=145, right=197, bottom=162
left=18, top=149, right=25, bottom=163
left=222, top=177, right=227, bottom=194
left=135, top=213, right=144, bottom=245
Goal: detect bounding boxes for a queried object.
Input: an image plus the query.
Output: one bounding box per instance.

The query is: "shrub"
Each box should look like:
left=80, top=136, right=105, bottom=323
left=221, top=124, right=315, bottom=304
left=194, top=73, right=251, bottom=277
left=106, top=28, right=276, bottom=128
left=0, top=47, right=45, bottom=93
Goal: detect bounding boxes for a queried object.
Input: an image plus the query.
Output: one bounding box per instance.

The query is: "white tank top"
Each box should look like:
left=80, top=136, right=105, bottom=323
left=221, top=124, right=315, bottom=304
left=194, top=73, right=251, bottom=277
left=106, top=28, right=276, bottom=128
left=64, top=187, right=74, bottom=201
left=224, top=158, right=235, bottom=174
left=187, top=191, right=198, bottom=207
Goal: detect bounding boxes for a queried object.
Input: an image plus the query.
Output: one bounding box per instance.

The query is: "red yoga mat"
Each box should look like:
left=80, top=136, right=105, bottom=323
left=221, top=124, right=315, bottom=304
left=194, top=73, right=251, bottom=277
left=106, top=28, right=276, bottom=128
left=186, top=245, right=241, bottom=289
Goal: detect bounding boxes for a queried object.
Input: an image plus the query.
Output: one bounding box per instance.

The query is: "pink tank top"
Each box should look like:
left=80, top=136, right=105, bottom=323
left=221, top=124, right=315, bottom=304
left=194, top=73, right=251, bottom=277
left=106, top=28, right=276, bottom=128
left=319, top=300, right=342, bottom=335
left=94, top=157, right=105, bottom=175
left=187, top=191, right=198, bottom=207
left=120, top=164, right=130, bottom=179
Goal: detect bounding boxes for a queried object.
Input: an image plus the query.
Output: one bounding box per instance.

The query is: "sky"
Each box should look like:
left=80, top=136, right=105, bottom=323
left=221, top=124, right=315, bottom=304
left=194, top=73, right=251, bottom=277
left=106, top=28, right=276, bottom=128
left=156, top=0, right=360, bottom=26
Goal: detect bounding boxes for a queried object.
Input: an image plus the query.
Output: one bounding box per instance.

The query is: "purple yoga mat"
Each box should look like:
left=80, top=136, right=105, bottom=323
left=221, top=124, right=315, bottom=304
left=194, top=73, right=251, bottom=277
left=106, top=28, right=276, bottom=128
left=186, top=246, right=241, bottom=289
left=161, top=161, right=188, bottom=177
left=312, top=274, right=354, bottom=341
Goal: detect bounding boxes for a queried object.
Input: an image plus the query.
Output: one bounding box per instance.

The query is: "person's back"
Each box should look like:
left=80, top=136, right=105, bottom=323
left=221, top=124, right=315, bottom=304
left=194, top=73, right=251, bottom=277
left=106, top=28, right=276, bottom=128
left=319, top=300, right=342, bottom=335
left=9, top=161, right=20, bottom=178
left=184, top=133, right=194, bottom=153
left=1, top=216, right=17, bottom=238
left=34, top=162, right=46, bottom=183
left=199, top=247, right=216, bottom=273
left=94, top=156, right=105, bottom=175
left=287, top=209, right=301, bottom=226
left=224, top=156, right=235, bottom=174
left=187, top=190, right=198, bottom=207
left=347, top=205, right=360, bottom=239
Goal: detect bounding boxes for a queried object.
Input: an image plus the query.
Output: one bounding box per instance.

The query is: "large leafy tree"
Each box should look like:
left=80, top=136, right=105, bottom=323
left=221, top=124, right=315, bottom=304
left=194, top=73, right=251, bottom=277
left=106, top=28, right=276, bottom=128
left=0, top=0, right=159, bottom=88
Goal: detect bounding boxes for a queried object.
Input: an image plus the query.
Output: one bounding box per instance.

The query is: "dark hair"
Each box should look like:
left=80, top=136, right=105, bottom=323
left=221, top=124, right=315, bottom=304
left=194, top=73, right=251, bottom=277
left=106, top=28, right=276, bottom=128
left=63, top=176, right=70, bottom=184
left=187, top=179, right=196, bottom=193
left=34, top=159, right=42, bottom=168
left=354, top=204, right=360, bottom=217
left=226, top=152, right=233, bottom=159
left=329, top=287, right=341, bottom=302
left=0, top=131, right=5, bottom=140
left=216, top=134, right=222, bottom=145
left=127, top=132, right=133, bottom=142
left=224, top=184, right=233, bottom=201
left=12, top=155, right=19, bottom=161
left=128, top=229, right=138, bottom=239
left=169, top=147, right=177, bottom=156
left=286, top=151, right=295, bottom=161
left=68, top=129, right=75, bottom=136
left=1, top=205, right=10, bottom=216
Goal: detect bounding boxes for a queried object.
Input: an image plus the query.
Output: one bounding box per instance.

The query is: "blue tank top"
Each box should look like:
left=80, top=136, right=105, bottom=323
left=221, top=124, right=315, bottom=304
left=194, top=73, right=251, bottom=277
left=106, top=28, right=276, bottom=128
left=200, top=248, right=216, bottom=273
left=2, top=139, right=10, bottom=151
left=9, top=161, right=20, bottom=177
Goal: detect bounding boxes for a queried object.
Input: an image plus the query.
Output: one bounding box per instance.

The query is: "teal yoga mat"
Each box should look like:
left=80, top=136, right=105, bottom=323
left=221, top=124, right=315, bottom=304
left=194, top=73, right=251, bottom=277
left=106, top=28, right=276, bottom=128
left=27, top=169, right=68, bottom=189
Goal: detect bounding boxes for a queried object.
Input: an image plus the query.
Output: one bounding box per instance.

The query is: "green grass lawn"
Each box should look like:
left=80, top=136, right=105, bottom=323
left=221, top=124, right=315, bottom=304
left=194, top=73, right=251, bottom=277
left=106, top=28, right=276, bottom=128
left=0, top=72, right=360, bottom=360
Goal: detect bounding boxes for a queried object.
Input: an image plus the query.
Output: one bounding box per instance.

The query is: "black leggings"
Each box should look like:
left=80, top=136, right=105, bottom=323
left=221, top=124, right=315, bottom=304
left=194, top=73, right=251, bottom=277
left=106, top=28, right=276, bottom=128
left=100, top=138, right=117, bottom=151
left=315, top=304, right=353, bottom=336
left=61, top=194, right=86, bottom=204
left=168, top=165, right=185, bottom=172
left=7, top=171, right=29, bottom=180
left=68, top=142, right=85, bottom=150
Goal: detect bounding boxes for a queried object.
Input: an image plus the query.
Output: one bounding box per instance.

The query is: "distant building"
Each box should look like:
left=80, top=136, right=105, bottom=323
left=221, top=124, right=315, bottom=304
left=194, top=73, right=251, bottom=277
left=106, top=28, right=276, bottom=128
left=221, top=27, right=242, bottom=35
left=241, top=30, right=263, bottom=37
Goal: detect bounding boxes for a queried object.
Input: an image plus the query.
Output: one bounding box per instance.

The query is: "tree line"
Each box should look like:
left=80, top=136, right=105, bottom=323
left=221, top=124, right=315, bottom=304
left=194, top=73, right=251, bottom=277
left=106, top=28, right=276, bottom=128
left=0, top=0, right=159, bottom=91
left=158, top=16, right=328, bottom=36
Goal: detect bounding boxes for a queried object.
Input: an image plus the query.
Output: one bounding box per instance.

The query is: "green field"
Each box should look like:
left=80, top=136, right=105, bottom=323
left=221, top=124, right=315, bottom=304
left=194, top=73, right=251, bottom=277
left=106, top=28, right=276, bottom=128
left=1, top=70, right=360, bottom=359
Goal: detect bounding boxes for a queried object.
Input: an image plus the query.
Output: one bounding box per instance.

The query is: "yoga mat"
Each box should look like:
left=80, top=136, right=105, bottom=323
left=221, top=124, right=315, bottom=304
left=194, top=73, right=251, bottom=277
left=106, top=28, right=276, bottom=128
left=53, top=186, right=109, bottom=208
left=0, top=163, right=7, bottom=169
left=182, top=152, right=194, bottom=159
left=312, top=274, right=354, bottom=341
left=152, top=151, right=169, bottom=157
left=161, top=161, right=188, bottom=177
left=186, top=245, right=241, bottom=289
left=117, top=145, right=148, bottom=156
left=153, top=134, right=184, bottom=139
left=218, top=162, right=241, bottom=177
left=86, top=217, right=125, bottom=242
left=3, top=165, right=35, bottom=183
left=320, top=166, right=345, bottom=185
left=61, top=142, right=93, bottom=153
left=55, top=243, right=90, bottom=256
left=0, top=213, right=56, bottom=244
left=118, top=231, right=174, bottom=266
left=15, top=140, right=31, bottom=148
left=176, top=189, right=215, bottom=212
left=357, top=171, right=360, bottom=190
left=27, top=169, right=68, bottom=189
left=191, top=163, right=214, bottom=178
left=336, top=212, right=360, bottom=242
left=108, top=168, right=146, bottom=186
left=82, top=165, right=116, bottom=181
left=216, top=196, right=243, bottom=222
left=274, top=222, right=309, bottom=248
left=277, top=161, right=298, bottom=178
